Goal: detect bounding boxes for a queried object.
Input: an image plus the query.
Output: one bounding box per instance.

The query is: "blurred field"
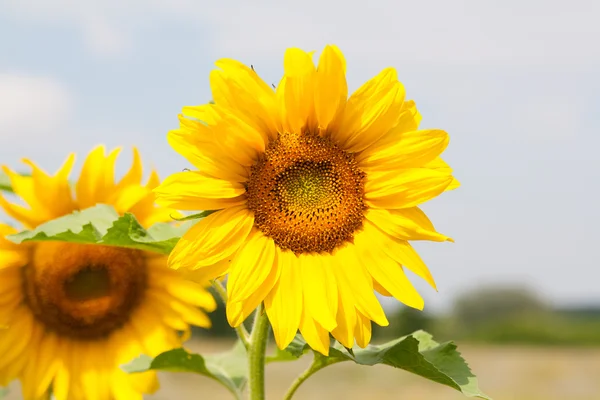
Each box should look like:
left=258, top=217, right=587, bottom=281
left=5, top=338, right=600, bottom=399
left=149, top=339, right=600, bottom=400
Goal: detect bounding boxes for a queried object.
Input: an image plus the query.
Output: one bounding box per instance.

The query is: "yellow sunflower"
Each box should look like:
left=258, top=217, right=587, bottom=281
left=155, top=45, right=459, bottom=355
left=0, top=146, right=216, bottom=400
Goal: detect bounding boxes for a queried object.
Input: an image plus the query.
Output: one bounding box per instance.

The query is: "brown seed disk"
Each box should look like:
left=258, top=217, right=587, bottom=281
left=246, top=131, right=366, bottom=254
left=23, top=242, right=147, bottom=339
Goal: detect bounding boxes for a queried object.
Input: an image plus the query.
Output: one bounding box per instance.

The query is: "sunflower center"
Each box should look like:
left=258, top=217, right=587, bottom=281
left=24, top=242, right=147, bottom=339
left=246, top=131, right=366, bottom=254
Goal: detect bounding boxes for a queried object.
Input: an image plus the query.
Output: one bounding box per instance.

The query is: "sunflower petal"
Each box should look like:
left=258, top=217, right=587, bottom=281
left=227, top=229, right=277, bottom=304
left=299, top=315, right=330, bottom=356
left=365, top=168, right=453, bottom=209
left=424, top=157, right=460, bottom=191
left=359, top=129, right=449, bottom=171
left=365, top=208, right=451, bottom=242
left=279, top=48, right=316, bottom=134
left=168, top=205, right=254, bottom=271
left=154, top=171, right=246, bottom=210
left=332, top=68, right=404, bottom=152
left=264, top=250, right=303, bottom=349
left=299, top=253, right=338, bottom=331
left=314, top=45, right=347, bottom=132
left=211, top=59, right=279, bottom=138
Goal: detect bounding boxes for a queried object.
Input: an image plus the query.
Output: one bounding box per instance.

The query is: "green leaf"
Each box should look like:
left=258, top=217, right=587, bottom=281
left=0, top=170, right=13, bottom=193
left=279, top=331, right=491, bottom=399
left=6, top=204, right=193, bottom=255
left=173, top=210, right=216, bottom=222
left=0, top=387, right=8, bottom=399
left=123, top=341, right=247, bottom=399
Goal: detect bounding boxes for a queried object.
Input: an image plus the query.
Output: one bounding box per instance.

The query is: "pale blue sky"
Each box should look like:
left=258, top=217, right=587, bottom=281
left=0, top=0, right=598, bottom=312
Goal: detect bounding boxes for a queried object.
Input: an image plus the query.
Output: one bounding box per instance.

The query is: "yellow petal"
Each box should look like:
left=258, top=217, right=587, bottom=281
left=76, top=146, right=120, bottom=209
left=165, top=279, right=217, bottom=311
left=227, top=229, right=277, bottom=304
left=299, top=315, right=330, bottom=356
left=357, top=100, right=422, bottom=156
left=332, top=68, right=404, bottom=152
left=53, top=362, right=70, bottom=400
left=314, top=45, right=347, bottom=132
left=32, top=332, right=61, bottom=398
left=264, top=250, right=303, bottom=349
left=373, top=280, right=392, bottom=297
left=423, top=157, right=460, bottom=191
left=227, top=259, right=280, bottom=327
left=365, top=207, right=451, bottom=242
left=365, top=168, right=453, bottom=209
left=0, top=307, right=34, bottom=368
left=369, top=222, right=437, bottom=289
left=356, top=224, right=425, bottom=309
left=111, top=371, right=144, bottom=400
left=299, top=253, right=338, bottom=331
left=330, top=288, right=357, bottom=349
left=22, top=153, right=76, bottom=218
left=183, top=106, right=267, bottom=165
left=211, top=59, right=279, bottom=138
left=168, top=115, right=250, bottom=182
left=342, top=82, right=405, bottom=153
left=168, top=206, right=254, bottom=270
left=115, top=148, right=143, bottom=191
left=359, top=129, right=449, bottom=171
left=280, top=48, right=316, bottom=134
left=154, top=171, right=246, bottom=210
left=354, top=311, right=372, bottom=348
left=333, top=245, right=388, bottom=327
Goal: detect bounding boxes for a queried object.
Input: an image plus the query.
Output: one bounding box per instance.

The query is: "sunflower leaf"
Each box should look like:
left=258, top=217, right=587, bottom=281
left=278, top=330, right=490, bottom=399
left=122, top=341, right=247, bottom=400
left=172, top=210, right=216, bottom=222
left=6, top=204, right=193, bottom=254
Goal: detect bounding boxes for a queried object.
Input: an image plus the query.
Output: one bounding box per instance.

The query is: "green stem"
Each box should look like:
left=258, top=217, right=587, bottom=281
left=283, top=353, right=344, bottom=400
left=248, top=304, right=270, bottom=400
left=211, top=279, right=250, bottom=350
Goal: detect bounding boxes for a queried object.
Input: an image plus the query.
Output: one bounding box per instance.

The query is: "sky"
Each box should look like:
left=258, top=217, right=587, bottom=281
left=0, top=0, right=598, bottom=313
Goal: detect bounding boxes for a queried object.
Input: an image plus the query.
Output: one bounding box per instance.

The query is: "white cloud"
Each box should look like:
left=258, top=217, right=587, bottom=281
left=0, top=73, right=73, bottom=148
left=2, top=0, right=599, bottom=66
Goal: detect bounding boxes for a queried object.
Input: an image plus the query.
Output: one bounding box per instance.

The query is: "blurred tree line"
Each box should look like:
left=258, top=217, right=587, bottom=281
left=374, top=285, right=600, bottom=346
left=192, top=285, right=600, bottom=346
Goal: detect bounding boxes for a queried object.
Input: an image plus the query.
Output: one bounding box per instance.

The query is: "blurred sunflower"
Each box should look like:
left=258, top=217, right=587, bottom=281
left=155, top=45, right=459, bottom=355
left=0, top=146, right=216, bottom=400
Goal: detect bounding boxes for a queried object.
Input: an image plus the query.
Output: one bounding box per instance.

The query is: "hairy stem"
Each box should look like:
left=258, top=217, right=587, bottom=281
left=248, top=304, right=270, bottom=400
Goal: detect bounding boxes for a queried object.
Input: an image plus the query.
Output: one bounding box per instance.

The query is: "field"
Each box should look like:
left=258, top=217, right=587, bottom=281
left=5, top=339, right=600, bottom=399
left=151, top=339, right=600, bottom=400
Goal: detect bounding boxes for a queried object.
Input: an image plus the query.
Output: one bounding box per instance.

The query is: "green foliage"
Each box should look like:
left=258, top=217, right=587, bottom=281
left=173, top=210, right=216, bottom=222
left=458, top=314, right=600, bottom=346
left=441, top=285, right=600, bottom=346
left=0, top=171, right=11, bottom=193
left=273, top=331, right=490, bottom=399
left=123, top=341, right=247, bottom=400
left=453, top=286, right=547, bottom=327
left=7, top=204, right=192, bottom=254
left=127, top=330, right=489, bottom=399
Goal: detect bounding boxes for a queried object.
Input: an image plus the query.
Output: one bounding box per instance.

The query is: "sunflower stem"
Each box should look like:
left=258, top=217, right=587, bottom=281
left=283, top=352, right=344, bottom=400
left=211, top=279, right=250, bottom=350
left=248, top=304, right=270, bottom=400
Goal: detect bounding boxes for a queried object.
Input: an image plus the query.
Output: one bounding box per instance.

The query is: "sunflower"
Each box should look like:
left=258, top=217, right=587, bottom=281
left=0, top=146, right=216, bottom=400
left=155, top=45, right=459, bottom=355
